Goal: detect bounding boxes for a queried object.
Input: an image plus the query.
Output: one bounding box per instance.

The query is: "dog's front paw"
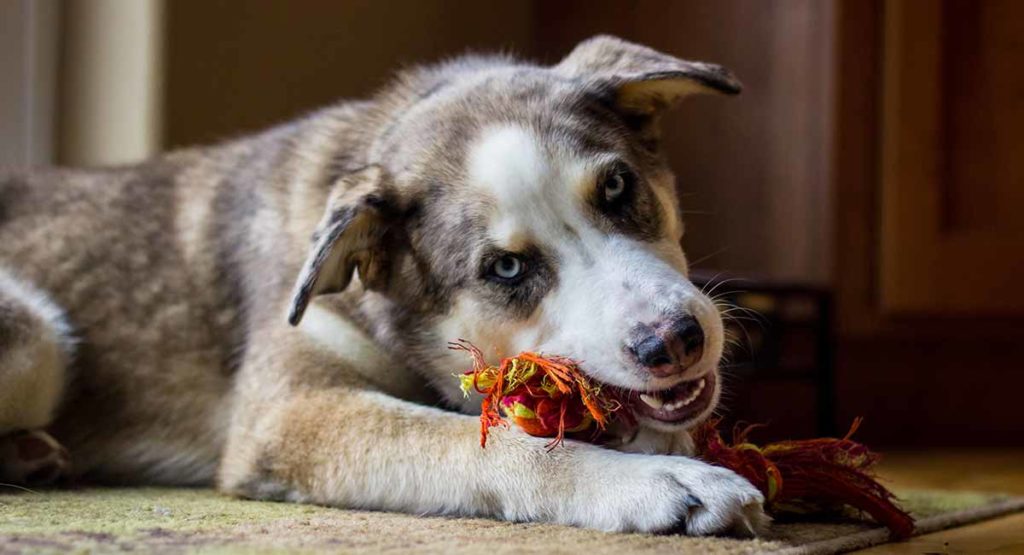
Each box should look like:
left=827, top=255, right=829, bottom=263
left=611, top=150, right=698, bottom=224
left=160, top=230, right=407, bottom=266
left=0, top=429, right=71, bottom=486
left=564, top=450, right=768, bottom=535
left=672, top=461, right=770, bottom=536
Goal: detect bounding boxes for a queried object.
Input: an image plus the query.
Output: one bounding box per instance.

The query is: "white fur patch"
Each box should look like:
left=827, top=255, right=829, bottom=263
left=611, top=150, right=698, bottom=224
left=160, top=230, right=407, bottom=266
left=468, top=126, right=548, bottom=204
left=0, top=271, right=75, bottom=433
left=0, top=271, right=75, bottom=355
left=469, top=126, right=554, bottom=250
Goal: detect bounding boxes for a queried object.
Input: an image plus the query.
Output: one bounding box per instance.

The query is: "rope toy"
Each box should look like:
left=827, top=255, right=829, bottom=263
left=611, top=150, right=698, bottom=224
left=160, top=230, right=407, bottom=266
left=452, top=341, right=915, bottom=538
left=452, top=341, right=625, bottom=449
left=692, top=418, right=915, bottom=538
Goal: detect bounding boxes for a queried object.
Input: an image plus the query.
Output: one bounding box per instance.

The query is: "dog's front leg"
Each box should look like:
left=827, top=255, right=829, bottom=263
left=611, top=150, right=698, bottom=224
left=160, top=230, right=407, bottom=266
left=219, top=386, right=766, bottom=535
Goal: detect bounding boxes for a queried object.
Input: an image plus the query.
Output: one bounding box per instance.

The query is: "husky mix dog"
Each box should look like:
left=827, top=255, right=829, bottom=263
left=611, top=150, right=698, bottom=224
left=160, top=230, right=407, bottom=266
left=0, top=36, right=766, bottom=535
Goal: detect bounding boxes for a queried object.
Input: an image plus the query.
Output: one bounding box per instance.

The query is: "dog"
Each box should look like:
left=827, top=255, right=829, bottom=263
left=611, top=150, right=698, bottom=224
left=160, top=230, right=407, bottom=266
left=0, top=35, right=766, bottom=535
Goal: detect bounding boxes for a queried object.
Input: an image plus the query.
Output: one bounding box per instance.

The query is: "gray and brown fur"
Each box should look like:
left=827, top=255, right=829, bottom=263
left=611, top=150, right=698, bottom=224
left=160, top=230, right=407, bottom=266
left=0, top=36, right=768, bottom=535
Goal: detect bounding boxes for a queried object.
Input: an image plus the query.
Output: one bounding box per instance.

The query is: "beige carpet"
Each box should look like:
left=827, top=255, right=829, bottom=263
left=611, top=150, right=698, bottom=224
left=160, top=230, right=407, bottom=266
left=1, top=487, right=1022, bottom=554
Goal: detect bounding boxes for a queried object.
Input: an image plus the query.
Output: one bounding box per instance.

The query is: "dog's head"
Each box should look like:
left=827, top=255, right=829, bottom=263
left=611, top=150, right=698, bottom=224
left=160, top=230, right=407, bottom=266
left=288, top=36, right=740, bottom=431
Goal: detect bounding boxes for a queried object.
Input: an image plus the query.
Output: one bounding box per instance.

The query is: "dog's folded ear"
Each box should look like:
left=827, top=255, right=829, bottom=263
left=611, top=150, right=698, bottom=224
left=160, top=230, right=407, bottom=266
left=287, top=165, right=396, bottom=326
left=555, top=35, right=741, bottom=117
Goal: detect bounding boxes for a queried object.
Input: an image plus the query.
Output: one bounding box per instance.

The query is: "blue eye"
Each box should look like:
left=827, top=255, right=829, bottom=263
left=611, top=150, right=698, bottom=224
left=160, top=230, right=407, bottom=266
left=604, top=172, right=626, bottom=201
left=601, top=164, right=635, bottom=207
left=492, top=255, right=524, bottom=280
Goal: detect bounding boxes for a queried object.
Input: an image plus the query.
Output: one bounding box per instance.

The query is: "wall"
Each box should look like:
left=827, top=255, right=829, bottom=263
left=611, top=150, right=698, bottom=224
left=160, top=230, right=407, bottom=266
left=163, top=0, right=536, bottom=148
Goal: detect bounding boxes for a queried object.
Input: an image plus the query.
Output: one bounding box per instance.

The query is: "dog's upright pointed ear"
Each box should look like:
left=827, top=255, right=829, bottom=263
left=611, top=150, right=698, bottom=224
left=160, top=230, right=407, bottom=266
left=555, top=35, right=741, bottom=117
left=287, top=165, right=396, bottom=326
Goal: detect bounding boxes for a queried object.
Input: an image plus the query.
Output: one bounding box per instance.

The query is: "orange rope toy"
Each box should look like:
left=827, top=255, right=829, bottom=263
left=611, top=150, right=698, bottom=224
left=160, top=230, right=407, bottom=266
left=452, top=341, right=915, bottom=538
left=451, top=341, right=624, bottom=449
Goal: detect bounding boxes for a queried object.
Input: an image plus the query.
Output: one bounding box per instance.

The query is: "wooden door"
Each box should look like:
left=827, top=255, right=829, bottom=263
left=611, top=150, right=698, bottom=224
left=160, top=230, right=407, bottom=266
left=880, top=0, right=1024, bottom=315
left=833, top=0, right=1024, bottom=446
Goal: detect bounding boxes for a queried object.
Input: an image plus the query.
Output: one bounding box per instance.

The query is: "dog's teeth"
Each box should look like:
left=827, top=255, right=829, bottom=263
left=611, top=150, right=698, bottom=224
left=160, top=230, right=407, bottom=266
left=639, top=394, right=664, bottom=409
left=680, top=390, right=700, bottom=407
left=645, top=378, right=710, bottom=412
left=678, top=379, right=707, bottom=408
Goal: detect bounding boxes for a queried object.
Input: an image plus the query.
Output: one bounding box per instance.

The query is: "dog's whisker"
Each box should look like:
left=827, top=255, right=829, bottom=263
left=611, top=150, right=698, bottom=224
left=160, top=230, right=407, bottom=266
left=688, top=246, right=731, bottom=269
left=722, top=303, right=768, bottom=322
left=702, top=277, right=749, bottom=300
left=0, top=483, right=41, bottom=494
left=699, top=271, right=727, bottom=297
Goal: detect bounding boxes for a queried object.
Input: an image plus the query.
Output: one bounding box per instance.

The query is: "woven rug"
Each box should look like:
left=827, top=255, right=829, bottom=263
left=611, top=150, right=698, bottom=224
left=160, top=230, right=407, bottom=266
left=1, top=487, right=1022, bottom=554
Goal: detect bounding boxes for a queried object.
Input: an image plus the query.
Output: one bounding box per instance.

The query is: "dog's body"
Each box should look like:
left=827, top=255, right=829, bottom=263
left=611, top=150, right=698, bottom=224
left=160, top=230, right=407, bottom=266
left=0, top=37, right=766, bottom=535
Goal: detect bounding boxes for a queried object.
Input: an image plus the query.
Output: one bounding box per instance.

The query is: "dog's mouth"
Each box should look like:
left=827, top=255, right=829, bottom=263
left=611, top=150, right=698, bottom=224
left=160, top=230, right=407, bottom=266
left=622, top=371, right=718, bottom=426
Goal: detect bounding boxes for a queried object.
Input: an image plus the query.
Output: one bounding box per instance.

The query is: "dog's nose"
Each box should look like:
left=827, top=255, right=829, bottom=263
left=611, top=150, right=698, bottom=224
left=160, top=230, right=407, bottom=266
left=631, top=316, right=705, bottom=377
